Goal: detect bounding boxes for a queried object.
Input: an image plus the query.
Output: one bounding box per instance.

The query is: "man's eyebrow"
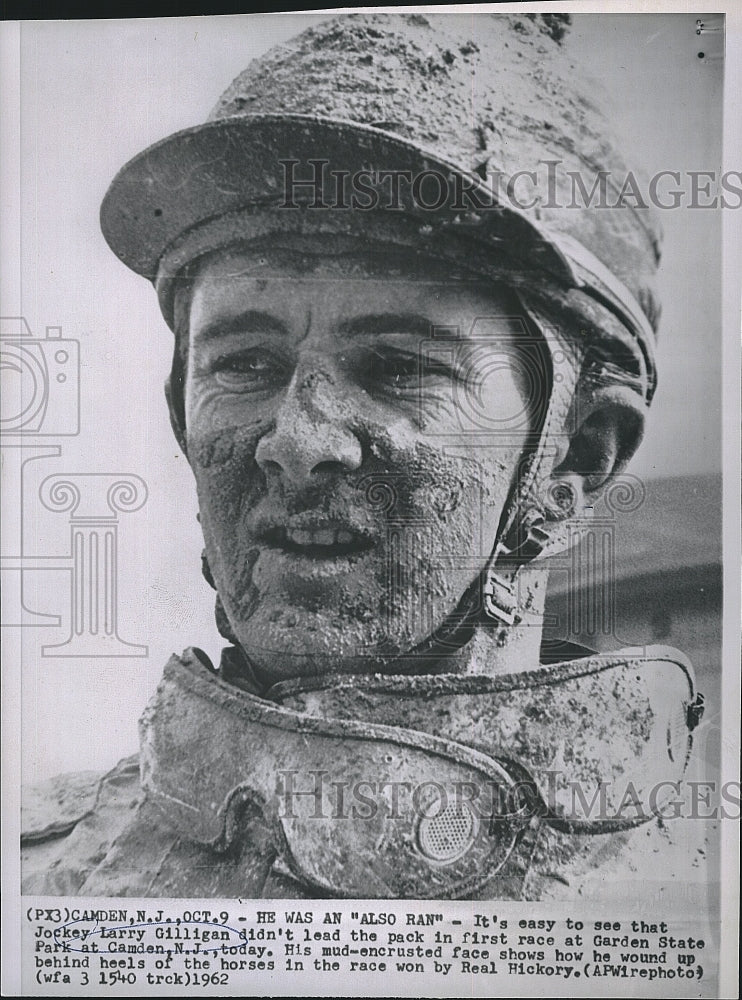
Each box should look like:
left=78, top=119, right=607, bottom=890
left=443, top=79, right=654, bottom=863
left=340, top=313, right=435, bottom=338
left=192, top=310, right=287, bottom=343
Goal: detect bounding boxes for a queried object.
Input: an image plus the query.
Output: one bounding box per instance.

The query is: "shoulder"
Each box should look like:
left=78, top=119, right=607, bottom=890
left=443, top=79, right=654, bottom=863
left=21, top=754, right=142, bottom=895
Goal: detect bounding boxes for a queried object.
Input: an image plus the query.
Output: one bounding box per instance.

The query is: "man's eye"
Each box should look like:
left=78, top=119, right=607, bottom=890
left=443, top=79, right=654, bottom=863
left=211, top=351, right=286, bottom=390
left=364, top=349, right=453, bottom=392
left=366, top=350, right=420, bottom=389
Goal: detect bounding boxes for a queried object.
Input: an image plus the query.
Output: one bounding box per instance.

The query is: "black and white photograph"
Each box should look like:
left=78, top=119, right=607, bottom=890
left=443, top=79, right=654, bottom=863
left=2, top=5, right=740, bottom=997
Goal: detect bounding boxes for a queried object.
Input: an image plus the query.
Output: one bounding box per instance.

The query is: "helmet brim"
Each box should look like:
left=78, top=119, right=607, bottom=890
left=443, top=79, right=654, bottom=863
left=100, top=113, right=576, bottom=285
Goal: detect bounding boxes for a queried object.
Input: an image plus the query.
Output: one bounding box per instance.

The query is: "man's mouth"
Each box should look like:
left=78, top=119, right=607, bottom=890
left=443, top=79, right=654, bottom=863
left=259, top=524, right=376, bottom=559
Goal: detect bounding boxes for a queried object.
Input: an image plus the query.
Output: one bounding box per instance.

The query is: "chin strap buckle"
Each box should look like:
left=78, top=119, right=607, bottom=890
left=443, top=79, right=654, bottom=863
left=687, top=692, right=705, bottom=731
left=483, top=572, right=520, bottom=627
left=484, top=507, right=553, bottom=628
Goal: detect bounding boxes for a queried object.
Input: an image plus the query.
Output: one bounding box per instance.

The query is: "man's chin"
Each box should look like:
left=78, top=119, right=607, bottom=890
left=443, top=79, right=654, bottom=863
left=233, top=610, right=414, bottom=683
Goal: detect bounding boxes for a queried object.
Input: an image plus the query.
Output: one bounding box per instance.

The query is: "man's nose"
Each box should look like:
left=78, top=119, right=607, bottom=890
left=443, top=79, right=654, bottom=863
left=254, top=369, right=363, bottom=486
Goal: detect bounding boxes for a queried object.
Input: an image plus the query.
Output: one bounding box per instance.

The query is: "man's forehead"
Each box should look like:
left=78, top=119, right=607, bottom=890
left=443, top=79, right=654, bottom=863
left=191, top=242, right=491, bottom=282
left=188, top=244, right=519, bottom=330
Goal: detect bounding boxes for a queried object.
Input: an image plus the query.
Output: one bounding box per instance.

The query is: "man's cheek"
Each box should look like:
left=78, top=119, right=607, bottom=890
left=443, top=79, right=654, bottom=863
left=378, top=459, right=500, bottom=620
left=197, top=492, right=263, bottom=626
left=186, top=423, right=264, bottom=580
left=187, top=418, right=266, bottom=513
left=186, top=408, right=267, bottom=468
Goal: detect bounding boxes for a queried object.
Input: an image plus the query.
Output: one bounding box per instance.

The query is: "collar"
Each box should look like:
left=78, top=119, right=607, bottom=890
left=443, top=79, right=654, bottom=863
left=139, top=645, right=702, bottom=899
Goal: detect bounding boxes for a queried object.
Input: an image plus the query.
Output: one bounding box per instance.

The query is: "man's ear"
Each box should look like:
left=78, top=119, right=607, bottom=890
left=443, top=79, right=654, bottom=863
left=165, top=375, right=189, bottom=458
left=549, top=385, right=646, bottom=512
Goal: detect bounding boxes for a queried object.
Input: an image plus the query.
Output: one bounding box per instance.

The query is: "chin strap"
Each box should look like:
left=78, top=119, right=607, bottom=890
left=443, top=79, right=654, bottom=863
left=474, top=290, right=588, bottom=628
left=483, top=508, right=552, bottom=625
left=140, top=644, right=702, bottom=899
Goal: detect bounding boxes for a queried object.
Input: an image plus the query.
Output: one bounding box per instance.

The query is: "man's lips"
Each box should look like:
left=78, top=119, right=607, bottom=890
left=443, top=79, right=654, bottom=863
left=256, top=522, right=376, bottom=559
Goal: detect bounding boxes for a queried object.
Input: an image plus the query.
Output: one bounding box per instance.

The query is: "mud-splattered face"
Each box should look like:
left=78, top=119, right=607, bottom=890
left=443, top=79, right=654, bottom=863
left=184, top=247, right=532, bottom=680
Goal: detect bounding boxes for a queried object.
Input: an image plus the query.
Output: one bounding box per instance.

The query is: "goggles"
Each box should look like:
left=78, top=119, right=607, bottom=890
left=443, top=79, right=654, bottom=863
left=140, top=646, right=701, bottom=899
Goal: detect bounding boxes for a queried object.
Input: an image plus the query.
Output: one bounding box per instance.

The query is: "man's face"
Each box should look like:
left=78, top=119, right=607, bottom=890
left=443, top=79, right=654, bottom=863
left=183, top=246, right=532, bottom=681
